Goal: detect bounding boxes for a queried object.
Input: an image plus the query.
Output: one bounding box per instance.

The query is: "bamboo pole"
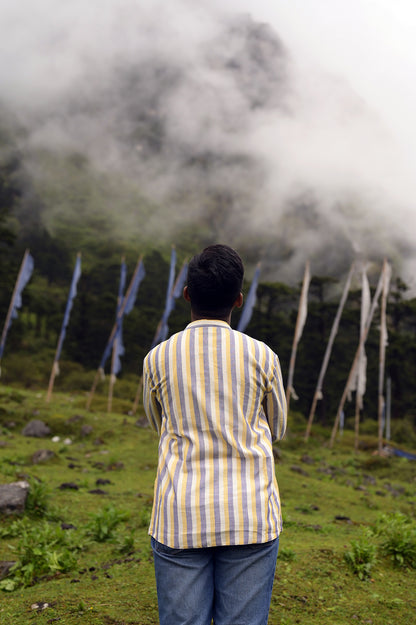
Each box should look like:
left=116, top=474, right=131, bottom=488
left=107, top=373, right=116, bottom=413
left=131, top=375, right=143, bottom=416
left=286, top=261, right=310, bottom=412
left=86, top=255, right=143, bottom=410
left=378, top=259, right=390, bottom=454
left=150, top=255, right=187, bottom=349
left=86, top=369, right=103, bottom=410
left=305, top=263, right=354, bottom=441
left=353, top=372, right=362, bottom=452
left=107, top=335, right=117, bottom=413
left=354, top=266, right=371, bottom=452
left=329, top=265, right=385, bottom=448
left=46, top=252, right=81, bottom=403
left=385, top=377, right=391, bottom=441
left=107, top=256, right=125, bottom=413
left=46, top=361, right=59, bottom=403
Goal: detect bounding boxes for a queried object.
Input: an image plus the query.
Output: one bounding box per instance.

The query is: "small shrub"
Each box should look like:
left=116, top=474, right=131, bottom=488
left=375, top=512, right=416, bottom=569
left=344, top=530, right=377, bottom=580
left=25, top=479, right=49, bottom=518
left=138, top=504, right=152, bottom=528
left=0, top=517, right=31, bottom=539
left=279, top=547, right=297, bottom=562
left=390, top=418, right=416, bottom=447
left=114, top=530, right=136, bottom=554
left=0, top=520, right=78, bottom=591
left=85, top=504, right=129, bottom=542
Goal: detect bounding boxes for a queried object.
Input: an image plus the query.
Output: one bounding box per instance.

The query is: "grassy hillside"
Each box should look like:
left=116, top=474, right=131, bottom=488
left=0, top=385, right=415, bottom=625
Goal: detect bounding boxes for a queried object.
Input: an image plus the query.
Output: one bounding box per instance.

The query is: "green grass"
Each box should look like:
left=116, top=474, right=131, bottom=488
left=0, top=386, right=415, bottom=624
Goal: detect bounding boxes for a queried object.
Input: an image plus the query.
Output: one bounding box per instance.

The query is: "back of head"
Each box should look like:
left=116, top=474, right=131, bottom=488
left=186, top=244, right=244, bottom=318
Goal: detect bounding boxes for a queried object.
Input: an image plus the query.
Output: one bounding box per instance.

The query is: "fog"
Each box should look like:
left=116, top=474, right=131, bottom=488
left=0, top=0, right=415, bottom=287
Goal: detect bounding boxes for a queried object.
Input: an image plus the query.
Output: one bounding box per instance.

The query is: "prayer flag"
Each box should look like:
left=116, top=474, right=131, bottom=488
left=286, top=261, right=311, bottom=405
left=380, top=262, right=391, bottom=350
left=378, top=259, right=392, bottom=452
left=237, top=264, right=261, bottom=333
left=117, top=260, right=127, bottom=308
left=304, top=263, right=355, bottom=441
left=0, top=250, right=34, bottom=361
left=294, top=261, right=310, bottom=347
left=151, top=247, right=185, bottom=348
left=158, top=260, right=188, bottom=344
left=330, top=262, right=386, bottom=448
left=340, top=410, right=345, bottom=434
left=123, top=259, right=145, bottom=316
left=112, top=260, right=127, bottom=377
left=46, top=253, right=81, bottom=401
left=54, top=254, right=82, bottom=367
left=349, top=267, right=371, bottom=408
left=99, top=257, right=146, bottom=371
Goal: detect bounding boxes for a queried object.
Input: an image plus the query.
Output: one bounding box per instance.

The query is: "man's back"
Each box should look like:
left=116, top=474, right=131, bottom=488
left=143, top=319, right=286, bottom=549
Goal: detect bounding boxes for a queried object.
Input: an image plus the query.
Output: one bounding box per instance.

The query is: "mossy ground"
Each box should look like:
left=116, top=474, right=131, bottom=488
left=0, top=386, right=415, bottom=624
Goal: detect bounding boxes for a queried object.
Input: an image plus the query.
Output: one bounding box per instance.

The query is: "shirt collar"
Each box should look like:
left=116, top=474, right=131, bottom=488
left=186, top=319, right=231, bottom=330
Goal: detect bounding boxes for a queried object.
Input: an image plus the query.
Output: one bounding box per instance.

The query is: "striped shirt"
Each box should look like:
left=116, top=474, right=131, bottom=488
left=143, top=319, right=287, bottom=549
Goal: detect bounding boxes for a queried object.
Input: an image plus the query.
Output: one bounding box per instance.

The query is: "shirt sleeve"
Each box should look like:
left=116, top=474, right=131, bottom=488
left=142, top=355, right=163, bottom=434
left=263, top=351, right=287, bottom=443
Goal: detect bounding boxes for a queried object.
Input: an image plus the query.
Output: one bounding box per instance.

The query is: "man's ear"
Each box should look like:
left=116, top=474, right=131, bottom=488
left=235, top=292, right=243, bottom=309
left=183, top=286, right=191, bottom=302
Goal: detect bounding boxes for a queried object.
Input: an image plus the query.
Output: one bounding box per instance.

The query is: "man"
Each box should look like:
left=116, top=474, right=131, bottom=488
left=143, top=244, right=287, bottom=625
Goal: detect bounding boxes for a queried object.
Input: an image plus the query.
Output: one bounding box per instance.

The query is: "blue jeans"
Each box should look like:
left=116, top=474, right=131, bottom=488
left=151, top=536, right=279, bottom=625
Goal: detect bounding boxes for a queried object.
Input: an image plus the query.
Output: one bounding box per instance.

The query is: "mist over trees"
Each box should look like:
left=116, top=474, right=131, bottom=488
left=0, top=13, right=415, bottom=444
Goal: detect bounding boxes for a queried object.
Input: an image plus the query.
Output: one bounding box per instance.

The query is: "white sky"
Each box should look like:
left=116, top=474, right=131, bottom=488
left=222, top=0, right=416, bottom=163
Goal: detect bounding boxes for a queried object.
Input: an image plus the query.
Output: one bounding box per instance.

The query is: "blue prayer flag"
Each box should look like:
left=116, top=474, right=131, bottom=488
left=237, top=264, right=261, bottom=333
left=172, top=261, right=188, bottom=299
left=158, top=260, right=188, bottom=345
left=112, top=260, right=127, bottom=376
left=117, top=261, right=127, bottom=311
left=112, top=324, right=125, bottom=376
left=123, top=259, right=146, bottom=316
left=99, top=258, right=145, bottom=372
left=0, top=250, right=34, bottom=360
left=11, top=252, right=34, bottom=320
left=54, top=254, right=82, bottom=364
left=151, top=249, right=189, bottom=348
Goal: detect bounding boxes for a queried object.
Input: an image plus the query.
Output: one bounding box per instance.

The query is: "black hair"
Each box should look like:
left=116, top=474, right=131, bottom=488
left=186, top=244, right=244, bottom=317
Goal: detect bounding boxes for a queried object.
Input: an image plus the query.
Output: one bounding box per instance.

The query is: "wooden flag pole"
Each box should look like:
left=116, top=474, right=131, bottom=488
left=86, top=369, right=103, bottom=410
left=46, top=361, right=59, bottom=404
left=385, top=377, right=391, bottom=441
left=86, top=255, right=143, bottom=410
left=377, top=259, right=390, bottom=454
left=107, top=373, right=116, bottom=413
left=107, top=335, right=118, bottom=413
left=353, top=368, right=362, bottom=452
left=329, top=265, right=385, bottom=448
left=354, top=266, right=371, bottom=452
left=107, top=330, right=119, bottom=412
left=132, top=257, right=187, bottom=416
left=150, top=249, right=183, bottom=349
left=0, top=249, right=31, bottom=374
left=46, top=252, right=81, bottom=403
left=131, top=375, right=143, bottom=415
left=304, top=263, right=355, bottom=441
left=107, top=256, right=126, bottom=413
left=286, top=261, right=310, bottom=412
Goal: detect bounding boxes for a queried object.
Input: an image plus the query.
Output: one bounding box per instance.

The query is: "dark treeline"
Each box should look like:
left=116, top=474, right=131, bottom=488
left=2, top=236, right=416, bottom=433
left=1, top=133, right=416, bottom=441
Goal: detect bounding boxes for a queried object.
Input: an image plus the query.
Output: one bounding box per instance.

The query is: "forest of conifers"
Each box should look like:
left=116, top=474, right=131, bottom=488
left=1, top=127, right=416, bottom=446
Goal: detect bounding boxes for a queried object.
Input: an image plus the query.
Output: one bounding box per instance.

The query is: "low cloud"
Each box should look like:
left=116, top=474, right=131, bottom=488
left=1, top=0, right=415, bottom=288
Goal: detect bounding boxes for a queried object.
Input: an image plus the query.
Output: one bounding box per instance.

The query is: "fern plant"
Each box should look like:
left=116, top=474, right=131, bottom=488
left=344, top=530, right=377, bottom=580
left=375, top=512, right=416, bottom=569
